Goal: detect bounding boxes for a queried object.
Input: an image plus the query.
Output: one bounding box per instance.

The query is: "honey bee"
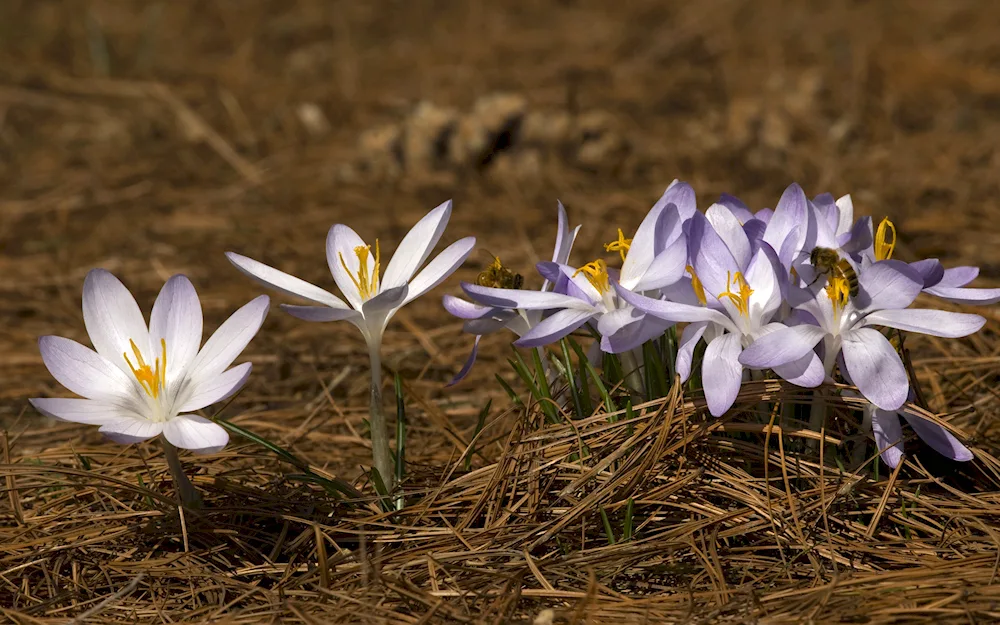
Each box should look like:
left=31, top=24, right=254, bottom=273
left=476, top=255, right=524, bottom=290
left=808, top=247, right=859, bottom=297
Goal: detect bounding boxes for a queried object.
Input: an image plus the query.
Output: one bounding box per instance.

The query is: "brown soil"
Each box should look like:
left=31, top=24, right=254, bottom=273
left=2, top=1, right=1000, bottom=623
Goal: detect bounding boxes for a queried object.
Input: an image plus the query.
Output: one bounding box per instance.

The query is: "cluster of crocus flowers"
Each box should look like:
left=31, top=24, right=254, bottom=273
left=450, top=181, right=998, bottom=468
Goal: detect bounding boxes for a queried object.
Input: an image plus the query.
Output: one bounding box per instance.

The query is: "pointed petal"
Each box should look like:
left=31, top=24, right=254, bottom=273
left=178, top=362, right=252, bottom=412
left=842, top=328, right=908, bottom=411
left=739, top=324, right=825, bottom=368
left=403, top=237, right=476, bottom=306
left=326, top=224, right=370, bottom=310
left=188, top=295, right=269, bottom=382
left=446, top=335, right=481, bottom=386
left=654, top=180, right=697, bottom=221
left=856, top=260, right=922, bottom=311
left=620, top=200, right=668, bottom=287
left=717, top=193, right=754, bottom=224
left=615, top=283, right=732, bottom=326
left=514, top=308, right=596, bottom=348
left=840, top=216, right=873, bottom=253
left=706, top=202, right=751, bottom=269
left=772, top=352, right=825, bottom=388
left=600, top=312, right=671, bottom=354
left=82, top=269, right=150, bottom=374
left=676, top=321, right=708, bottom=382
left=762, top=183, right=807, bottom=255
left=362, top=285, right=408, bottom=317
left=226, top=252, right=348, bottom=309
left=281, top=304, right=363, bottom=323
left=936, top=266, right=979, bottom=288
left=163, top=414, right=229, bottom=454
left=925, top=285, right=1000, bottom=305
left=835, top=194, right=854, bottom=236
left=149, top=275, right=202, bottom=384
left=99, top=418, right=163, bottom=445
left=30, top=398, right=144, bottom=425
left=864, top=309, right=985, bottom=338
left=443, top=295, right=494, bottom=320
left=38, top=336, right=136, bottom=403
left=382, top=200, right=453, bottom=290
left=688, top=211, right=739, bottom=298
left=702, top=333, right=744, bottom=417
left=909, top=258, right=944, bottom=288
left=871, top=408, right=905, bottom=468
left=462, top=282, right=593, bottom=311
left=552, top=201, right=581, bottom=265
left=631, top=236, right=687, bottom=292
left=901, top=413, right=974, bottom=462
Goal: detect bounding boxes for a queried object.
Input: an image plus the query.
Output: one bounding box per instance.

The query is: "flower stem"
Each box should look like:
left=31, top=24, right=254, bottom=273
left=367, top=345, right=395, bottom=494
left=618, top=348, right=646, bottom=400
left=161, top=436, right=201, bottom=509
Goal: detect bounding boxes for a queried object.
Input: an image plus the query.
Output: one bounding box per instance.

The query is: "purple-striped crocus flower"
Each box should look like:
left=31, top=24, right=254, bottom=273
left=739, top=260, right=985, bottom=411
left=443, top=202, right=581, bottom=383
left=617, top=210, right=824, bottom=416
left=459, top=182, right=694, bottom=353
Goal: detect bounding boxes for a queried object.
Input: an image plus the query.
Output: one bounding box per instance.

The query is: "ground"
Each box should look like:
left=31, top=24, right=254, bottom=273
left=2, top=1, right=1000, bottom=623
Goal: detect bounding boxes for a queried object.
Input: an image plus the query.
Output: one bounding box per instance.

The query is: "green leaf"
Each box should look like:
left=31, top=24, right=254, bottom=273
left=600, top=506, right=616, bottom=545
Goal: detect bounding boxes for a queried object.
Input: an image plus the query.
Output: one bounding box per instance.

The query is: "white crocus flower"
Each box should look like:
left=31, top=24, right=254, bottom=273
left=31, top=270, right=269, bottom=505
left=226, top=200, right=475, bottom=491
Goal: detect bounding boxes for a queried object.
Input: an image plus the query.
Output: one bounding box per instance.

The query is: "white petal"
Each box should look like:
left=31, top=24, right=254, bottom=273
left=706, top=202, right=751, bottom=269
left=38, top=336, right=136, bottom=403
left=163, top=414, right=229, bottom=454
left=149, top=275, right=203, bottom=384
left=281, top=304, right=363, bottom=323
left=99, top=418, right=163, bottom=445
left=403, top=237, right=476, bottom=306
left=30, top=397, right=144, bottom=425
left=226, top=252, right=348, bottom=309
left=863, top=309, right=985, bottom=338
left=187, top=295, right=269, bottom=382
left=462, top=282, right=594, bottom=311
left=178, top=362, right=253, bottom=413
left=82, top=269, right=151, bottom=374
left=326, top=224, right=370, bottom=310
left=381, top=200, right=452, bottom=290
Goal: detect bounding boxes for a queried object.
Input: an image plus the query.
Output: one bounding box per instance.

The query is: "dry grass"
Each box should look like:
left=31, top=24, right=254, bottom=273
left=4, top=0, right=1000, bottom=622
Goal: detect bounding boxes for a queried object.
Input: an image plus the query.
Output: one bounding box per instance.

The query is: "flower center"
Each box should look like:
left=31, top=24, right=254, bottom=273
left=826, top=275, right=851, bottom=316
left=339, top=240, right=381, bottom=301
left=717, top=271, right=753, bottom=318
left=603, top=228, right=632, bottom=263
left=124, top=338, right=166, bottom=399
left=573, top=259, right=611, bottom=294
left=875, top=217, right=896, bottom=261
left=687, top=265, right=707, bottom=306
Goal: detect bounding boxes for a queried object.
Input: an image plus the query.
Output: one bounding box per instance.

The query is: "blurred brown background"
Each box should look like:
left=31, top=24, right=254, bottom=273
left=2, top=0, right=1000, bottom=430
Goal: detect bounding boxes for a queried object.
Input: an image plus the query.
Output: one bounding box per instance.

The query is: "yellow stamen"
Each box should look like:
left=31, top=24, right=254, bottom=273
left=826, top=275, right=851, bottom=312
left=573, top=259, right=611, bottom=294
left=604, top=228, right=632, bottom=263
left=687, top=265, right=707, bottom=306
left=124, top=338, right=167, bottom=399
left=875, top=217, right=896, bottom=261
left=339, top=239, right=381, bottom=301
left=717, top=271, right=754, bottom=318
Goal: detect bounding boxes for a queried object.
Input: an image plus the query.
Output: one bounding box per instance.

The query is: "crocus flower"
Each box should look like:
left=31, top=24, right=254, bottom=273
left=739, top=260, right=985, bottom=410
left=460, top=182, right=693, bottom=353
left=443, top=202, right=580, bottom=383
left=617, top=210, right=823, bottom=416
left=226, top=200, right=475, bottom=490
left=31, top=269, right=269, bottom=453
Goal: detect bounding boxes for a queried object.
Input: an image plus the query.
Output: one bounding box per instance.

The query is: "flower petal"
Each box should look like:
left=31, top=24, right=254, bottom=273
left=738, top=324, right=826, bottom=368
left=382, top=200, right=452, bottom=290
left=615, top=284, right=732, bottom=326
left=863, top=308, right=985, bottom=338
left=462, top=282, right=593, bottom=311
left=772, top=352, right=825, bottom=388
left=281, top=304, right=363, bottom=323
left=178, top=362, right=252, bottom=413
left=443, top=295, right=495, bottom=320
left=871, top=408, right=905, bottom=468
left=762, top=183, right=807, bottom=257
left=631, top=235, right=688, bottom=292
left=552, top=201, right=581, bottom=265
left=936, top=266, right=979, bottom=288
left=857, top=260, right=922, bottom=311
left=38, top=336, right=136, bottom=403
left=226, top=252, right=348, bottom=309
left=835, top=194, right=854, bottom=237
left=688, top=212, right=739, bottom=298
left=163, top=414, right=229, bottom=454
left=620, top=199, right=669, bottom=287
left=600, top=314, right=672, bottom=354
left=654, top=180, right=697, bottom=221
left=446, top=335, right=481, bottom=386
left=717, top=193, right=754, bottom=224
left=362, top=285, right=408, bottom=317
left=403, top=237, right=476, bottom=306
left=326, top=224, right=370, bottom=310
left=30, top=398, right=144, bottom=425
left=840, top=216, right=873, bottom=254
left=702, top=333, right=744, bottom=417
left=187, top=295, right=269, bottom=382
left=99, top=418, right=163, bottom=445
left=514, top=308, right=597, bottom=348
left=909, top=258, right=945, bottom=288
left=900, top=412, right=974, bottom=462
left=149, top=275, right=203, bottom=384
left=925, top=285, right=1000, bottom=305
left=841, top=328, right=908, bottom=411
left=706, top=202, right=751, bottom=269
left=676, top=321, right=708, bottom=382
left=82, top=269, right=150, bottom=374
